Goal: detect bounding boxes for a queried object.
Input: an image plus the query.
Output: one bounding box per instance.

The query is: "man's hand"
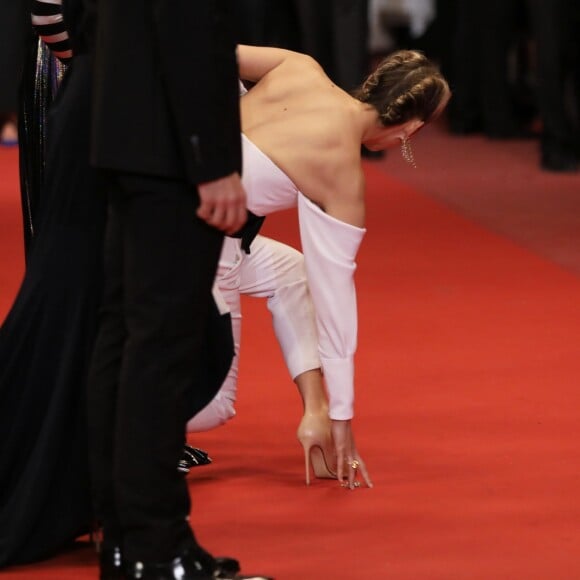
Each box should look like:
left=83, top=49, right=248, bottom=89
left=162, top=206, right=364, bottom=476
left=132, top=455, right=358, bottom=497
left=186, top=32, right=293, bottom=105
left=197, top=172, right=247, bottom=235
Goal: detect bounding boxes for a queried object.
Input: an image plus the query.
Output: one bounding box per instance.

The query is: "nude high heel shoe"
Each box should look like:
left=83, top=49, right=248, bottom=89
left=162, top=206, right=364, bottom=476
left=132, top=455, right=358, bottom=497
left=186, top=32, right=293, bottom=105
left=297, top=412, right=337, bottom=485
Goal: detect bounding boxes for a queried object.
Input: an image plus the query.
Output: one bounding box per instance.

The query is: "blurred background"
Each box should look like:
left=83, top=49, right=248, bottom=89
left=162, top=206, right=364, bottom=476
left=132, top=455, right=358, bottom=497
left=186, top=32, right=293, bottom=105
left=231, top=0, right=580, bottom=172
left=2, top=0, right=579, bottom=171
left=2, top=1, right=580, bottom=295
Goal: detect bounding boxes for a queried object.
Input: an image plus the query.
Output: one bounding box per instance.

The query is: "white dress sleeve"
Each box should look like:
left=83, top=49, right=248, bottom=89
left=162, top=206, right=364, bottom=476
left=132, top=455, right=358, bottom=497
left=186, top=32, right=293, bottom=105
left=297, top=193, right=366, bottom=420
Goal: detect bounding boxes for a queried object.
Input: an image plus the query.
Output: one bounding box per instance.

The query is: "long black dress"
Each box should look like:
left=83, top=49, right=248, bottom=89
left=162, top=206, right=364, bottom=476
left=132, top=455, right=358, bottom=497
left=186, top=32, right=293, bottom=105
left=0, top=7, right=105, bottom=566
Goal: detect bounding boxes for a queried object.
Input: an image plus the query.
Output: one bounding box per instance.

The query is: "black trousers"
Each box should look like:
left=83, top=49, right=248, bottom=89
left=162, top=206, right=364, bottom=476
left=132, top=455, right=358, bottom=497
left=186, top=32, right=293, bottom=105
left=450, top=0, right=522, bottom=133
left=527, top=0, right=580, bottom=151
left=293, top=0, right=369, bottom=91
left=87, top=173, right=229, bottom=562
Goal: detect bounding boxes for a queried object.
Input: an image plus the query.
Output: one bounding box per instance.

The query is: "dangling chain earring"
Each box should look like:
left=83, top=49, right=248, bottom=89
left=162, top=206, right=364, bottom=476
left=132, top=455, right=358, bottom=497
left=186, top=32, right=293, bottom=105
left=400, top=136, right=417, bottom=168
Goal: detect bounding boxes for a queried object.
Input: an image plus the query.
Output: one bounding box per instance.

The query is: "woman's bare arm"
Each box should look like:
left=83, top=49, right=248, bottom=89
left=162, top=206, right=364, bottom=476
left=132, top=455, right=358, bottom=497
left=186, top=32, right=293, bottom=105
left=322, top=167, right=366, bottom=228
left=236, top=44, right=318, bottom=83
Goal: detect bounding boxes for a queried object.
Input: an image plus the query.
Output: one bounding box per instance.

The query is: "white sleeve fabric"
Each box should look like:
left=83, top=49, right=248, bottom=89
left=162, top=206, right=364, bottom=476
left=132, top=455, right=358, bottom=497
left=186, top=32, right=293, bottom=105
left=187, top=239, right=242, bottom=432
left=297, top=193, right=366, bottom=420
left=237, top=235, right=321, bottom=380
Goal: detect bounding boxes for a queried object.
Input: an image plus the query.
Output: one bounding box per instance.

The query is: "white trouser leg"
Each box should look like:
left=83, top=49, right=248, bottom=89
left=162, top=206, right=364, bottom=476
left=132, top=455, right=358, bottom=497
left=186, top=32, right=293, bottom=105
left=187, top=239, right=242, bottom=432
left=239, top=235, right=320, bottom=379
left=187, top=235, right=321, bottom=432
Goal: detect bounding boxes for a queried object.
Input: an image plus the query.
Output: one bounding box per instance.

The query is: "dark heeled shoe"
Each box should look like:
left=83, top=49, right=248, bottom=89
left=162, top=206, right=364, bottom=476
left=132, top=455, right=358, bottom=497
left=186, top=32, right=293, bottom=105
left=177, top=445, right=212, bottom=474
left=297, top=412, right=337, bottom=485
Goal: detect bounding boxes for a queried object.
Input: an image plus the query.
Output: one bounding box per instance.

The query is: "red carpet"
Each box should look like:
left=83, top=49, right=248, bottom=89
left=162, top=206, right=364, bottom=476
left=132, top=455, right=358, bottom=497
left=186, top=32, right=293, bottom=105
left=0, top=147, right=24, bottom=318
left=1, top=145, right=580, bottom=579
left=381, top=123, right=580, bottom=275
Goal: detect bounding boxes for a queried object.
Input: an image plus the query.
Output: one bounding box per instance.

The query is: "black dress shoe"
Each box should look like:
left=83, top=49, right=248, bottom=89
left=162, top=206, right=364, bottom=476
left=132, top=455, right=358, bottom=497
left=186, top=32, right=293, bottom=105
left=215, top=556, right=241, bottom=577
left=541, top=147, right=578, bottom=172
left=177, top=445, right=212, bottom=474
left=125, top=553, right=209, bottom=579
left=485, top=126, right=538, bottom=140
left=99, top=544, right=124, bottom=580
left=125, top=547, right=273, bottom=580
left=97, top=536, right=241, bottom=579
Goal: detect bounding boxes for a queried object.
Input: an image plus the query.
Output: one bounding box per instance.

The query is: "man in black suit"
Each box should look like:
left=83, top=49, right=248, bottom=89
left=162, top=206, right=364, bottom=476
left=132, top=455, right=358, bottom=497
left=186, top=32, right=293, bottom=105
left=86, top=1, right=271, bottom=578
left=528, top=0, right=579, bottom=171
left=293, top=0, right=369, bottom=92
left=448, top=0, right=531, bottom=139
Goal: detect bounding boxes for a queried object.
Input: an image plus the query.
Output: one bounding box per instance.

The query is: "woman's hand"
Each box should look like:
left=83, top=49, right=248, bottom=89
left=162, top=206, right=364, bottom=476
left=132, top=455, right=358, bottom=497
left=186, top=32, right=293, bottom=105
left=331, top=419, right=373, bottom=490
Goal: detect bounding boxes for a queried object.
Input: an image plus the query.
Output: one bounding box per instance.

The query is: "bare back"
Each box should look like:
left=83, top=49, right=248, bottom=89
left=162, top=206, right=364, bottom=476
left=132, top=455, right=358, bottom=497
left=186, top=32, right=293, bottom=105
left=239, top=51, right=366, bottom=227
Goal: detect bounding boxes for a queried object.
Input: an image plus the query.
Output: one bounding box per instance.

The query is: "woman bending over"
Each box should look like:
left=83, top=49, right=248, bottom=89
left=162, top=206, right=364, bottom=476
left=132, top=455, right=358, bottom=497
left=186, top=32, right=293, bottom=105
left=188, top=45, right=450, bottom=490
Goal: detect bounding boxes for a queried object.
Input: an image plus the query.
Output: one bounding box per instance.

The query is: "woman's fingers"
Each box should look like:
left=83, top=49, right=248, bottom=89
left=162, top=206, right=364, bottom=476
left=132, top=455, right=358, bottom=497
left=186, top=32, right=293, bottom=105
left=331, top=419, right=372, bottom=490
left=336, top=447, right=346, bottom=484
left=344, top=455, right=372, bottom=490
left=355, top=456, right=373, bottom=489
left=347, top=457, right=358, bottom=489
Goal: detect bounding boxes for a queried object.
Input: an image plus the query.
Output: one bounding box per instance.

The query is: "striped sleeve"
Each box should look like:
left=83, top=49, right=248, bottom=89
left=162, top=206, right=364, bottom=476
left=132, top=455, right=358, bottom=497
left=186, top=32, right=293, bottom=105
left=31, top=0, right=72, bottom=63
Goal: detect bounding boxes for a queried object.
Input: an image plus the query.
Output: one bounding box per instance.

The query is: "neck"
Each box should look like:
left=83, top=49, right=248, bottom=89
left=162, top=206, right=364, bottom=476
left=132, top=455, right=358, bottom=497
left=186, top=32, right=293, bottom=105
left=361, top=119, right=406, bottom=151
left=356, top=101, right=381, bottom=144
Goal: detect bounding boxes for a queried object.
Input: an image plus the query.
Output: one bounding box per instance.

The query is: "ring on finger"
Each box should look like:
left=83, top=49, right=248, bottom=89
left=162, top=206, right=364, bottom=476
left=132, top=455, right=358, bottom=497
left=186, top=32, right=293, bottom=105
left=340, top=481, right=361, bottom=489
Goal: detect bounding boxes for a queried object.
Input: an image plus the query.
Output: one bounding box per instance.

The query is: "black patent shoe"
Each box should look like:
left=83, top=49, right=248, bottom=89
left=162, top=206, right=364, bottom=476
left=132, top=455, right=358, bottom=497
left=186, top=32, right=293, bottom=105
left=215, top=556, right=241, bottom=577
left=541, top=148, right=578, bottom=172
left=97, top=536, right=240, bottom=579
left=177, top=445, right=212, bottom=474
left=124, top=547, right=273, bottom=579
left=99, top=544, right=124, bottom=580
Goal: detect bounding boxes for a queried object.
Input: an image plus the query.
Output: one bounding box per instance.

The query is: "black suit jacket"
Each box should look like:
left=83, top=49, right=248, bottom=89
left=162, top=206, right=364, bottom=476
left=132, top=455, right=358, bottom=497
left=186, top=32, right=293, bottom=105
left=89, top=0, right=242, bottom=185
